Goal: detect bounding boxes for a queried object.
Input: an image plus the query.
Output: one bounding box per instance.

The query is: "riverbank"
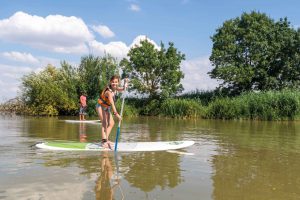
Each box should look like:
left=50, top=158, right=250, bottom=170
left=2, top=90, right=300, bottom=121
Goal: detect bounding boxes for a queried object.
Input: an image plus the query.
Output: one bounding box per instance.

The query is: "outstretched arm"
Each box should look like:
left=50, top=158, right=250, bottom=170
left=116, top=78, right=129, bottom=92
left=107, top=92, right=122, bottom=121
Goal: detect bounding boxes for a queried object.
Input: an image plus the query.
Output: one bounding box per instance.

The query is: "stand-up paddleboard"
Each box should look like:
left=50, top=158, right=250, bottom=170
left=36, top=141, right=195, bottom=152
left=64, top=120, right=101, bottom=124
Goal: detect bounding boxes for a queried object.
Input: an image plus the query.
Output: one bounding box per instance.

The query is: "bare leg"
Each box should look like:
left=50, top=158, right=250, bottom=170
left=101, top=108, right=108, bottom=140
left=96, top=106, right=103, bottom=121
left=106, top=114, right=115, bottom=144
left=101, top=107, right=111, bottom=148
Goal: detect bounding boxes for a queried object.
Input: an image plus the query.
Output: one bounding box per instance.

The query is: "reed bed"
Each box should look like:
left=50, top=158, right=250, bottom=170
left=205, top=90, right=300, bottom=120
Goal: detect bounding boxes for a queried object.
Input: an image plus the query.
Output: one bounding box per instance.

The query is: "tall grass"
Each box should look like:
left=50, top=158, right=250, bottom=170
left=205, top=90, right=300, bottom=120
left=160, top=98, right=204, bottom=118
left=115, top=98, right=140, bottom=117
left=115, top=90, right=300, bottom=120
left=179, top=89, right=226, bottom=106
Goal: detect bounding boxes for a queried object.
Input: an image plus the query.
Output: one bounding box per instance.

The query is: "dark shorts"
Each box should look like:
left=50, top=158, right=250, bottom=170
left=79, top=106, right=87, bottom=115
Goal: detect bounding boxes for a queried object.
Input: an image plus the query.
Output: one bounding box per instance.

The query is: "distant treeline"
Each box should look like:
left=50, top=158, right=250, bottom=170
left=2, top=89, right=300, bottom=121
left=1, top=11, right=300, bottom=121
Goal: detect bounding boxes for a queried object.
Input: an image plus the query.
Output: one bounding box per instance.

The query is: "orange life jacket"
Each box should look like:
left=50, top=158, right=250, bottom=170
left=97, top=86, right=114, bottom=108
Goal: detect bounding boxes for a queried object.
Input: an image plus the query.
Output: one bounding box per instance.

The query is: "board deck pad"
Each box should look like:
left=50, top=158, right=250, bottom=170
left=36, top=141, right=195, bottom=152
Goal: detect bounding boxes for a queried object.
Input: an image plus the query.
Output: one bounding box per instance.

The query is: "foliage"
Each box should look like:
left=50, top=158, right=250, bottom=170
left=161, top=98, right=204, bottom=118
left=21, top=55, right=120, bottom=116
left=78, top=54, right=119, bottom=100
left=209, top=11, right=300, bottom=94
left=141, top=99, right=161, bottom=116
left=115, top=99, right=139, bottom=117
left=204, top=90, right=300, bottom=120
left=179, top=89, right=227, bottom=106
left=21, top=64, right=78, bottom=116
left=205, top=97, right=242, bottom=120
left=120, top=39, right=185, bottom=99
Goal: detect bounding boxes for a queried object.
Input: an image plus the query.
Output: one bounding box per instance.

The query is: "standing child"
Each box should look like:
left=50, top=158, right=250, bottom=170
left=79, top=92, right=87, bottom=121
left=97, top=75, right=128, bottom=149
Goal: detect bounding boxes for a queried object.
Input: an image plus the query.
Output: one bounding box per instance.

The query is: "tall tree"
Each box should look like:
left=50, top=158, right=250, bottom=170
left=209, top=11, right=300, bottom=94
left=120, top=40, right=185, bottom=99
left=77, top=54, right=119, bottom=100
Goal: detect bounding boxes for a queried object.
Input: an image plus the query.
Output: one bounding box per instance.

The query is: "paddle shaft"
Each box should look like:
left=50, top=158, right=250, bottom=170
left=114, top=81, right=127, bottom=151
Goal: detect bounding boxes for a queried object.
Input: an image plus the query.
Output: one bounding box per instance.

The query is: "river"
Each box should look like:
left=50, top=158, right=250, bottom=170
left=0, top=114, right=299, bottom=200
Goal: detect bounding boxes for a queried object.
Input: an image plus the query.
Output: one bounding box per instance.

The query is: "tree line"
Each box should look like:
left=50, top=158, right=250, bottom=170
left=20, top=40, right=185, bottom=116
left=5, top=11, right=300, bottom=119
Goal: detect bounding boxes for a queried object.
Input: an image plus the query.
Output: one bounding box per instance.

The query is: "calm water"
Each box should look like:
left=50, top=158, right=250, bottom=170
left=0, top=114, right=300, bottom=200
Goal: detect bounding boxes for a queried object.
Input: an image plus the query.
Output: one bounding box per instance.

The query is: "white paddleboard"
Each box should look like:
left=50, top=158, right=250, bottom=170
left=64, top=120, right=101, bottom=124
left=36, top=141, right=195, bottom=152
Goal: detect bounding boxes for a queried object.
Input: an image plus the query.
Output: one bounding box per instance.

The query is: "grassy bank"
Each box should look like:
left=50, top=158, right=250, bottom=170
left=124, top=90, right=300, bottom=120
left=183, top=90, right=300, bottom=120
left=2, top=90, right=300, bottom=121
left=204, top=90, right=300, bottom=120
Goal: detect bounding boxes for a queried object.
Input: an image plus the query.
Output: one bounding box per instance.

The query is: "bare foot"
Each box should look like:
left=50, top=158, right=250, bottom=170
left=101, top=142, right=111, bottom=149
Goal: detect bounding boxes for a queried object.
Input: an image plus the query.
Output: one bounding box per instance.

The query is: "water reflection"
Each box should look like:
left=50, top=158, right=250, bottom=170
left=211, top=148, right=300, bottom=200
left=209, top=120, right=300, bottom=200
left=121, top=152, right=182, bottom=192
left=95, top=152, right=124, bottom=200
left=79, top=123, right=87, bottom=142
left=39, top=150, right=183, bottom=199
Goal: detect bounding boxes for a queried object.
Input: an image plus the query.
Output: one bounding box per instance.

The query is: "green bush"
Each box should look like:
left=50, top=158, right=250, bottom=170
left=205, top=98, right=240, bottom=120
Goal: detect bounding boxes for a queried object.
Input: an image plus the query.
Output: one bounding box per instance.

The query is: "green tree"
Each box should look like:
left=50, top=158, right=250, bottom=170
left=209, top=11, right=300, bottom=94
left=78, top=54, right=119, bottom=100
left=21, top=64, right=78, bottom=115
left=120, top=40, right=185, bottom=99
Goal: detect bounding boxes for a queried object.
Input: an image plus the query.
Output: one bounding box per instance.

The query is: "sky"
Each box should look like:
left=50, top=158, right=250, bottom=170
left=0, top=0, right=299, bottom=102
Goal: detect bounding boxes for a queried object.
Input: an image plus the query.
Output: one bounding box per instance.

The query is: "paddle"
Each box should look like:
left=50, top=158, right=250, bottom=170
left=114, top=79, right=127, bottom=151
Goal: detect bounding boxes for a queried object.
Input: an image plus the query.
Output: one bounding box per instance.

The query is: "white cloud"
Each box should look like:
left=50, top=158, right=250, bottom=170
left=1, top=51, right=39, bottom=64
left=129, top=4, right=141, bottom=12
left=37, top=56, right=64, bottom=68
left=0, top=11, right=93, bottom=54
left=89, top=35, right=159, bottom=59
left=0, top=64, right=32, bottom=78
left=0, top=63, right=33, bottom=102
left=91, top=25, right=115, bottom=38
left=129, top=35, right=159, bottom=49
left=181, top=56, right=219, bottom=92
left=89, top=40, right=129, bottom=59
left=0, top=12, right=158, bottom=60
left=0, top=55, right=62, bottom=102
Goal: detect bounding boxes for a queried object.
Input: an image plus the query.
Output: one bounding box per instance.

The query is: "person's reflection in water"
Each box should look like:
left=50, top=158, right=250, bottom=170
left=79, top=122, right=87, bottom=142
left=95, top=152, right=124, bottom=200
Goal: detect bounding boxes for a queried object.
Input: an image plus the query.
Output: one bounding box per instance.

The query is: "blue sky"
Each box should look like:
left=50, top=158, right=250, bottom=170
left=0, top=0, right=299, bottom=102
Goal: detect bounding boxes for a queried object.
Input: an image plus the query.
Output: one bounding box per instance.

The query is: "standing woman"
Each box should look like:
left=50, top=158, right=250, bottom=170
left=97, top=75, right=128, bottom=148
